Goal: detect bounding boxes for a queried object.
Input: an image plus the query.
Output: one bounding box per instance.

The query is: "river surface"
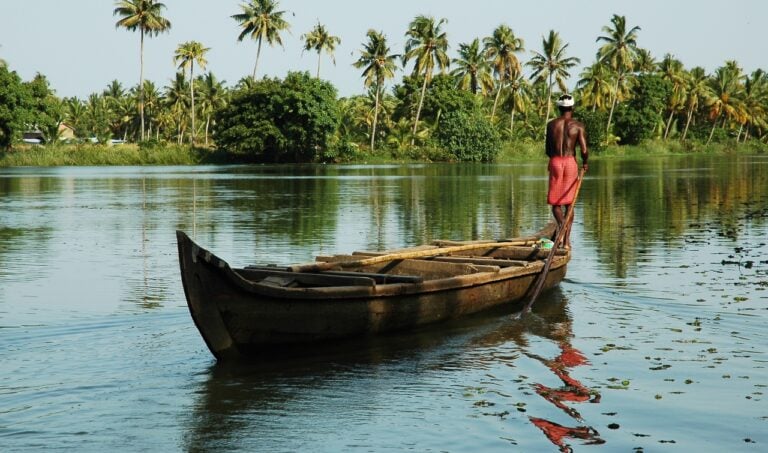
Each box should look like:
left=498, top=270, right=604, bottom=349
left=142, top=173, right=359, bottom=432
left=1, top=155, right=766, bottom=452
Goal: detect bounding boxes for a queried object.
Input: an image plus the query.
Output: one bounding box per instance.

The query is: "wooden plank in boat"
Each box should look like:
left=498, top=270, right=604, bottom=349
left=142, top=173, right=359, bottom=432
left=246, top=266, right=424, bottom=284
left=430, top=256, right=529, bottom=267
left=236, top=268, right=376, bottom=287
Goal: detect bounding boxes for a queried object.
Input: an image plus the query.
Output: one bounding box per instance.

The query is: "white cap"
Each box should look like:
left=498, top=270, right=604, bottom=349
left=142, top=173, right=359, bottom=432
left=556, top=94, right=574, bottom=107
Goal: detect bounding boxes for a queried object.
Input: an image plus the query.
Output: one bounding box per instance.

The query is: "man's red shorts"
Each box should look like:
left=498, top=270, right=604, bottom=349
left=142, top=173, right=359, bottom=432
left=548, top=156, right=578, bottom=205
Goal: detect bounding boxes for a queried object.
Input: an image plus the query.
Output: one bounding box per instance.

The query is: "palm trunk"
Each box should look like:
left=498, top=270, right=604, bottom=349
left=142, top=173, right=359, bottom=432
left=544, top=73, right=553, bottom=128
left=371, top=84, right=380, bottom=151
left=205, top=115, right=211, bottom=145
left=509, top=104, right=516, bottom=134
left=139, top=30, right=145, bottom=141
left=411, top=74, right=429, bottom=147
left=736, top=123, right=743, bottom=143
left=252, top=38, right=263, bottom=81
left=491, top=84, right=502, bottom=120
left=681, top=109, right=693, bottom=141
left=663, top=109, right=675, bottom=140
left=316, top=53, right=321, bottom=78
left=606, top=77, right=620, bottom=134
left=190, top=63, right=196, bottom=144
left=706, top=113, right=719, bottom=145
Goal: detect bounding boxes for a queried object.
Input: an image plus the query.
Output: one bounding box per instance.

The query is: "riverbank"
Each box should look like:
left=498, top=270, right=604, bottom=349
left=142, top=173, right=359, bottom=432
left=1, top=139, right=765, bottom=167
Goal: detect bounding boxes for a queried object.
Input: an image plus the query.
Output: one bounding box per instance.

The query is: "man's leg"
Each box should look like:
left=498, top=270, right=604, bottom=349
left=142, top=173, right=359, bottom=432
left=564, top=204, right=573, bottom=249
left=552, top=205, right=565, bottom=245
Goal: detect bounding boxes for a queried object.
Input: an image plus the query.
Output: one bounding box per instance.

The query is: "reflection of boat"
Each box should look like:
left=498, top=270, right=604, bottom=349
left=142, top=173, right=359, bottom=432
left=176, top=223, right=570, bottom=360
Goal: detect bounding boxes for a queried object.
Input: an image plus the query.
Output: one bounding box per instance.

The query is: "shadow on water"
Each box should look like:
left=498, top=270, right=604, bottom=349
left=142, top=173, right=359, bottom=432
left=182, top=289, right=604, bottom=452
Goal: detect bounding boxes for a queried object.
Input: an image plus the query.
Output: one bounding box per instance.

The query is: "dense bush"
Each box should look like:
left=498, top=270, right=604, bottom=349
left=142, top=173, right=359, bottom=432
left=614, top=74, right=671, bottom=145
left=435, top=111, right=501, bottom=162
left=213, top=72, right=340, bottom=162
left=578, top=109, right=608, bottom=151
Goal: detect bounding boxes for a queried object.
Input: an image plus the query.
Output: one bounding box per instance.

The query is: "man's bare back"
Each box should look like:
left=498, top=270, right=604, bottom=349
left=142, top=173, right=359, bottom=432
left=546, top=116, right=588, bottom=161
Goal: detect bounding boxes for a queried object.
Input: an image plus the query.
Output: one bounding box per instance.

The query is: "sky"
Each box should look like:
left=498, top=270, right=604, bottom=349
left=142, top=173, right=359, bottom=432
left=1, top=0, right=765, bottom=99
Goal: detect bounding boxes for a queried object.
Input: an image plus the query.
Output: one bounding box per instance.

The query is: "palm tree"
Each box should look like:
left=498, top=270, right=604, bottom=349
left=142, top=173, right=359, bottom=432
left=527, top=30, right=580, bottom=125
left=451, top=38, right=494, bottom=96
left=705, top=61, right=744, bottom=144
left=596, top=14, right=641, bottom=133
left=174, top=41, right=210, bottom=143
left=483, top=24, right=524, bottom=120
left=301, top=22, right=341, bottom=78
left=114, top=0, right=172, bottom=141
left=232, top=0, right=290, bottom=80
left=403, top=15, right=449, bottom=146
left=64, top=98, right=87, bottom=136
left=658, top=53, right=686, bottom=139
left=165, top=72, right=190, bottom=144
left=634, top=48, right=657, bottom=74
left=140, top=80, right=162, bottom=139
left=504, top=74, right=532, bottom=135
left=740, top=69, right=768, bottom=142
left=197, top=72, right=228, bottom=145
left=680, top=66, right=710, bottom=141
left=353, top=30, right=399, bottom=151
left=577, top=60, right=612, bottom=112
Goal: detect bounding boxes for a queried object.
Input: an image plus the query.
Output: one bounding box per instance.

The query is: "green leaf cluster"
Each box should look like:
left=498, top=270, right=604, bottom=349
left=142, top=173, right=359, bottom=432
left=435, top=111, right=500, bottom=162
left=0, top=67, right=61, bottom=148
left=614, top=74, right=672, bottom=145
left=212, top=71, right=339, bottom=162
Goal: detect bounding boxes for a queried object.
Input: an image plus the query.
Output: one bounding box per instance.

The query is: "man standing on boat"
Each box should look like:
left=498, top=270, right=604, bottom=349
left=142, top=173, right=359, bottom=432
left=545, top=94, right=588, bottom=249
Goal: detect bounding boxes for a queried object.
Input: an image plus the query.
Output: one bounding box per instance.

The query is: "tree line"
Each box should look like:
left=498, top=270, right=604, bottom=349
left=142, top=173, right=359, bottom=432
left=1, top=0, right=766, bottom=161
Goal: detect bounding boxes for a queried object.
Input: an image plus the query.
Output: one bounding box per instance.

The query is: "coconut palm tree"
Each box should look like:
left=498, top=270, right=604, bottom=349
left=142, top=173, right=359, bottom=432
left=483, top=24, right=524, bottom=120
left=503, top=74, right=532, bottom=135
left=301, top=22, right=341, bottom=79
left=596, top=14, right=641, bottom=133
left=197, top=72, right=228, bottom=145
left=634, top=48, right=657, bottom=74
left=353, top=30, right=399, bottom=151
left=705, top=61, right=744, bottom=144
left=680, top=66, right=710, bottom=142
left=174, top=41, right=210, bottom=143
left=451, top=38, right=494, bottom=96
left=527, top=30, right=580, bottom=126
left=403, top=15, right=449, bottom=146
left=114, top=0, right=172, bottom=141
left=577, top=60, right=613, bottom=112
left=232, top=0, right=290, bottom=80
left=740, top=69, right=768, bottom=142
left=165, top=72, right=190, bottom=144
left=658, top=53, right=686, bottom=139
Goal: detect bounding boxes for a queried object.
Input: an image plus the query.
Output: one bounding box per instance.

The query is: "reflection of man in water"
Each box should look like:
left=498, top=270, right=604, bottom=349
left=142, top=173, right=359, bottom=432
left=545, top=94, right=588, bottom=249
left=528, top=335, right=603, bottom=451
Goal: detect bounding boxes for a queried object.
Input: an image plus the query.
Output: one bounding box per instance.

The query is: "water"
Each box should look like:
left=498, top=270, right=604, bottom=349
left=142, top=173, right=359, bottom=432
left=1, top=156, right=766, bottom=452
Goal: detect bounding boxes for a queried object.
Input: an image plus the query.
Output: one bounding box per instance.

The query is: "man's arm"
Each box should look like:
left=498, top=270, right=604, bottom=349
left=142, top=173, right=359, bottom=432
left=578, top=126, right=588, bottom=171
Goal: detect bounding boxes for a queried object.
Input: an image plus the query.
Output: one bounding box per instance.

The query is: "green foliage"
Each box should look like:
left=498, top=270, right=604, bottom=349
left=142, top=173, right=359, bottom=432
left=0, top=67, right=30, bottom=148
left=0, top=68, right=64, bottom=148
left=393, top=74, right=477, bottom=125
left=614, top=74, right=672, bottom=145
left=26, top=74, right=63, bottom=144
left=212, top=71, right=340, bottom=162
left=435, top=111, right=501, bottom=162
left=578, top=110, right=608, bottom=151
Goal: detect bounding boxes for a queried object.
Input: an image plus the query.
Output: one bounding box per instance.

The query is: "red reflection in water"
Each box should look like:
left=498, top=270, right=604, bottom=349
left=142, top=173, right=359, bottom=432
left=529, top=341, right=604, bottom=451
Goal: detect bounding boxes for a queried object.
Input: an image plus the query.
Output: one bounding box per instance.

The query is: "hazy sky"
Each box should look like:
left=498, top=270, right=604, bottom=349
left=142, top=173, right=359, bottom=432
left=1, top=0, right=765, bottom=99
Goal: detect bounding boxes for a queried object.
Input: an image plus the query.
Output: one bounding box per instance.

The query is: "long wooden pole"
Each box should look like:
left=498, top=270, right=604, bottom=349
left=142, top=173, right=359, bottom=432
left=519, top=168, right=586, bottom=316
left=288, top=239, right=535, bottom=273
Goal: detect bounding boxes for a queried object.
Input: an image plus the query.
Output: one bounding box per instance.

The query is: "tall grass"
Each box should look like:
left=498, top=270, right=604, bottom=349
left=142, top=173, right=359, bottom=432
left=0, top=143, right=227, bottom=167
left=1, top=138, right=764, bottom=167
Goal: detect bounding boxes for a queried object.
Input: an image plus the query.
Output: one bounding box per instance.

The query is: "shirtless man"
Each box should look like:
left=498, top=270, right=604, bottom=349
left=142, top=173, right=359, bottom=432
left=545, top=94, right=588, bottom=249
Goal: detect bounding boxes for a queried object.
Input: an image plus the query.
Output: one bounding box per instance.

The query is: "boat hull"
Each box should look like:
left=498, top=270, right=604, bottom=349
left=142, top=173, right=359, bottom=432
left=177, top=228, right=569, bottom=360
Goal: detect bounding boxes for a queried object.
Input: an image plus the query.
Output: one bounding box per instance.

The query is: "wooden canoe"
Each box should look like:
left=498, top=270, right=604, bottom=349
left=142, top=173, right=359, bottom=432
left=177, top=223, right=570, bottom=361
